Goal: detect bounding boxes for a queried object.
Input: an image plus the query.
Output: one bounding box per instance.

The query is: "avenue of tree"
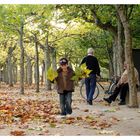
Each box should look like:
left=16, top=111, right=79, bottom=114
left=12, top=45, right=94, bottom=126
left=0, top=4, right=140, bottom=107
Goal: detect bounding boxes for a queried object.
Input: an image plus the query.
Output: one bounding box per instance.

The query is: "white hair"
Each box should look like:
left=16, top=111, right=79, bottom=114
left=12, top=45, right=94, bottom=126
left=87, top=48, right=94, bottom=54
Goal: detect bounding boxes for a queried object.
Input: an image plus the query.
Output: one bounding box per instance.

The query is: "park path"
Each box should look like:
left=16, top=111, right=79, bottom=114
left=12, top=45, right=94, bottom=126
left=0, top=84, right=140, bottom=136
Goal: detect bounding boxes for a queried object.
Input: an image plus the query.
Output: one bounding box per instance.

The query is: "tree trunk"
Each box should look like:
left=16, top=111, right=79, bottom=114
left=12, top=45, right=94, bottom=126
left=12, top=56, right=17, bottom=84
left=25, top=65, right=28, bottom=84
left=41, top=60, right=45, bottom=85
left=4, top=62, right=9, bottom=84
left=112, top=36, right=118, bottom=76
left=44, top=36, right=51, bottom=90
left=50, top=47, right=57, bottom=71
left=7, top=47, right=13, bottom=87
left=13, top=64, right=17, bottom=84
left=115, top=5, right=138, bottom=107
left=35, top=35, right=39, bottom=92
left=26, top=56, right=32, bottom=86
left=105, top=40, right=114, bottom=77
left=117, top=14, right=124, bottom=75
left=34, top=63, right=36, bottom=84
left=19, top=17, right=24, bottom=94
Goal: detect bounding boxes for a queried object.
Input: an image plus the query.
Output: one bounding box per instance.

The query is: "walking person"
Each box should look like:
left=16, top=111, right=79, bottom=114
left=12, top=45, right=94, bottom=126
left=55, top=58, right=75, bottom=117
left=103, top=62, right=139, bottom=105
left=81, top=48, right=100, bottom=105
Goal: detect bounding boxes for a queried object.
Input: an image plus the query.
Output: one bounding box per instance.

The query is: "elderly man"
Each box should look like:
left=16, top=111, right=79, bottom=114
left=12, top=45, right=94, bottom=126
left=81, top=48, right=100, bottom=105
left=104, top=62, right=139, bottom=105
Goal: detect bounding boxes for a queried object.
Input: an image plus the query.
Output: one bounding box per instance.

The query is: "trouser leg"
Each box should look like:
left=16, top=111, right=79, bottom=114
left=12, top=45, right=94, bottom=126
left=85, top=78, right=90, bottom=100
left=109, top=85, right=122, bottom=101
left=88, top=74, right=96, bottom=101
left=65, top=92, right=72, bottom=114
left=120, top=83, right=129, bottom=102
left=59, top=94, right=66, bottom=115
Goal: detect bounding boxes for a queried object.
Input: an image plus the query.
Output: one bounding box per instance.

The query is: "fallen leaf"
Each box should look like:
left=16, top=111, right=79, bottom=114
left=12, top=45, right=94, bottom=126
left=110, top=116, right=120, bottom=124
left=49, top=123, right=56, bottom=128
left=84, top=109, right=89, bottom=112
left=98, top=130, right=115, bottom=135
left=19, top=125, right=29, bottom=129
left=0, top=125, right=5, bottom=129
left=104, top=109, right=116, bottom=112
left=10, top=130, right=25, bottom=136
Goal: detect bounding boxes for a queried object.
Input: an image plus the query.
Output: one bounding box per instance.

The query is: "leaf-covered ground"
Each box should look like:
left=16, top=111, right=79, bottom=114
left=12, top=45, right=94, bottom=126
left=0, top=83, right=140, bottom=136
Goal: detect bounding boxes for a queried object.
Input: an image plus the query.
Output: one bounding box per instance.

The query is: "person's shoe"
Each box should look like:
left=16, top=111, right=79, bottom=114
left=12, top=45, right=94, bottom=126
left=103, top=98, right=112, bottom=104
left=87, top=100, right=93, bottom=105
left=118, top=101, right=126, bottom=105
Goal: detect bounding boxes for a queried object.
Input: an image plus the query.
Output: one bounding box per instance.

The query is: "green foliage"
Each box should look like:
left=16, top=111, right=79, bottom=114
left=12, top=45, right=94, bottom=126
left=0, top=49, right=7, bottom=66
left=46, top=66, right=58, bottom=82
left=131, top=5, right=140, bottom=48
left=0, top=4, right=140, bottom=79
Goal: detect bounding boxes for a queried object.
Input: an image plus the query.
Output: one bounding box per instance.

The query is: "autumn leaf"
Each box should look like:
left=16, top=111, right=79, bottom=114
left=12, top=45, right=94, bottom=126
left=76, top=116, right=83, bottom=120
left=71, top=67, right=82, bottom=81
left=49, top=123, right=56, bottom=128
left=98, top=130, right=115, bottom=135
left=0, top=125, right=5, bottom=129
left=104, top=108, right=117, bottom=112
left=10, top=130, right=25, bottom=136
left=46, top=67, right=58, bottom=81
left=97, top=120, right=112, bottom=129
left=71, top=63, right=92, bottom=81
left=80, top=63, right=92, bottom=78
left=83, top=109, right=89, bottom=112
left=65, top=119, right=75, bottom=124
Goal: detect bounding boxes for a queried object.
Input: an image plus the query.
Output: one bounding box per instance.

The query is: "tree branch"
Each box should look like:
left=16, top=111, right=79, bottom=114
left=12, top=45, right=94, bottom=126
left=81, top=7, right=117, bottom=36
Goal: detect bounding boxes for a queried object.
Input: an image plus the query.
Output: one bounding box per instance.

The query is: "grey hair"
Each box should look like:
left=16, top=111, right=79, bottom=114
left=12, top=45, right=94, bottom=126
left=87, top=48, right=94, bottom=54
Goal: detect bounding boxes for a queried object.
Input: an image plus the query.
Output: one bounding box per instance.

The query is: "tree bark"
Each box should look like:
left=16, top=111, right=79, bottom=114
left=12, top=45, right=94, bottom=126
left=104, top=39, right=114, bottom=77
left=117, top=14, right=124, bottom=75
left=34, top=35, right=39, bottom=92
left=13, top=64, right=17, bottom=84
left=25, top=65, right=28, bottom=84
left=19, top=17, right=24, bottom=94
left=112, top=36, right=118, bottom=76
left=7, top=44, right=16, bottom=86
left=26, top=55, right=32, bottom=86
left=44, top=36, right=51, bottom=90
left=4, top=62, right=9, bottom=84
left=41, top=60, right=45, bottom=86
left=50, top=47, right=57, bottom=71
left=7, top=47, right=13, bottom=87
left=115, top=5, right=138, bottom=107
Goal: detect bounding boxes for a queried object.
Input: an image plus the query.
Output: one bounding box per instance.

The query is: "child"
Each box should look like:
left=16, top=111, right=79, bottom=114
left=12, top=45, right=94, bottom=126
left=55, top=58, right=75, bottom=117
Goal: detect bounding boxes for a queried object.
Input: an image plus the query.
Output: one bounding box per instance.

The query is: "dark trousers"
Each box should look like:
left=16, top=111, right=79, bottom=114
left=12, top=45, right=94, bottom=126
left=85, top=73, right=96, bottom=101
left=109, top=83, right=129, bottom=102
left=59, top=91, right=72, bottom=115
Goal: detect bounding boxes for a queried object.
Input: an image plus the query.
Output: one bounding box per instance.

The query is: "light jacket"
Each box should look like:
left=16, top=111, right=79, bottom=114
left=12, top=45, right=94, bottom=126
left=118, top=68, right=140, bottom=86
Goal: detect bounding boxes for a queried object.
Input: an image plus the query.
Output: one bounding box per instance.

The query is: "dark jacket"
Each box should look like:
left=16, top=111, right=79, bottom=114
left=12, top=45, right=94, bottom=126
left=55, top=66, right=75, bottom=94
left=81, top=55, right=100, bottom=76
